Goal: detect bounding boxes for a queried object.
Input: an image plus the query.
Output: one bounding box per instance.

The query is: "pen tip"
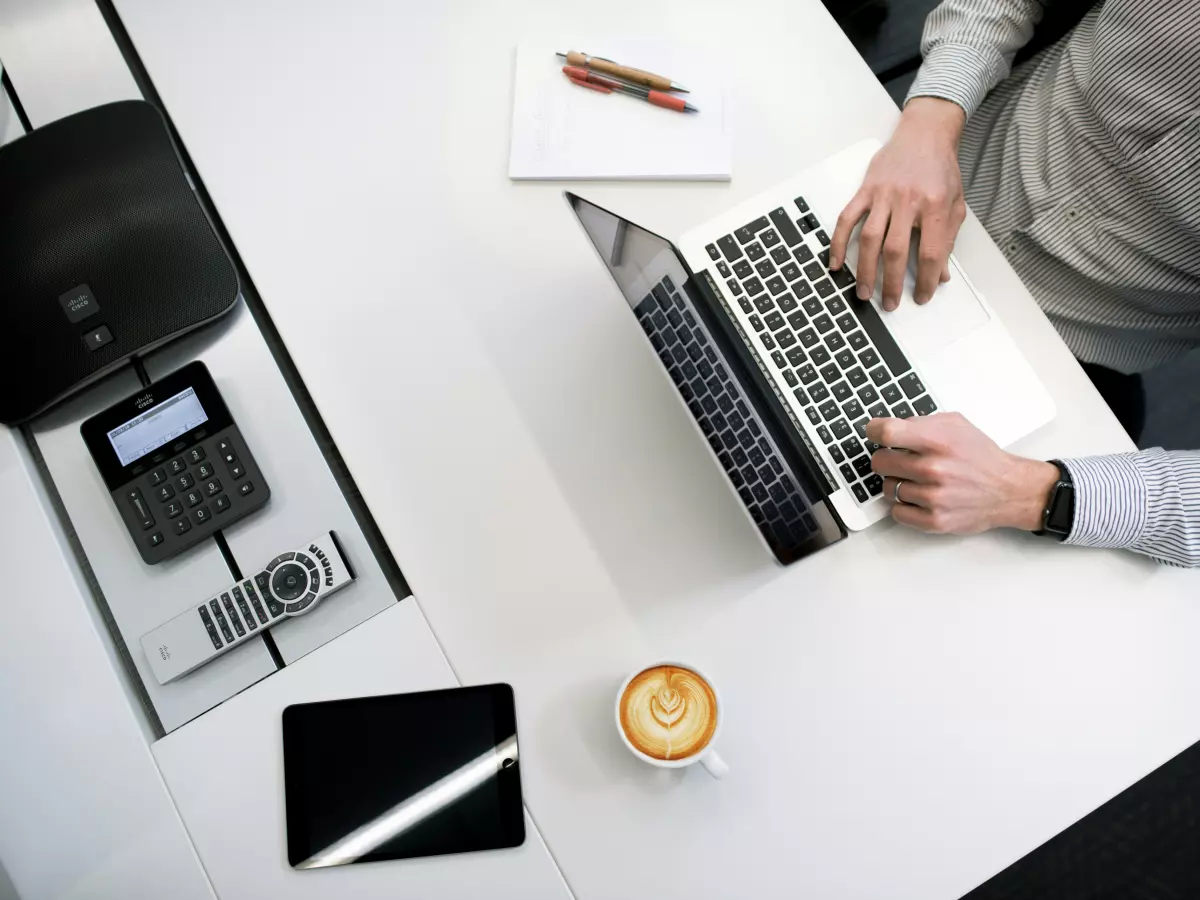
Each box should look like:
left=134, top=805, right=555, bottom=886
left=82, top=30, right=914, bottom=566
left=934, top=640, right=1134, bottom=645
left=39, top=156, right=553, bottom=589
left=671, top=82, right=690, bottom=93
left=684, top=102, right=699, bottom=113
left=555, top=51, right=567, bottom=59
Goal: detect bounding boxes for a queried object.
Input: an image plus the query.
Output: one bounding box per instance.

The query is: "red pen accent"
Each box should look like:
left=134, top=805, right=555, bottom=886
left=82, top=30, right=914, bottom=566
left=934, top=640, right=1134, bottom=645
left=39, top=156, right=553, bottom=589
left=646, top=90, right=686, bottom=112
left=566, top=73, right=612, bottom=93
left=563, top=65, right=599, bottom=83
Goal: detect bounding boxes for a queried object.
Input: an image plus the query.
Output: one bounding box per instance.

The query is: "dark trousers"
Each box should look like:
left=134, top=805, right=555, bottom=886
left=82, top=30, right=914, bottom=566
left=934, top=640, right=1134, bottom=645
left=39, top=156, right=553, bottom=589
left=1081, top=361, right=1145, bottom=444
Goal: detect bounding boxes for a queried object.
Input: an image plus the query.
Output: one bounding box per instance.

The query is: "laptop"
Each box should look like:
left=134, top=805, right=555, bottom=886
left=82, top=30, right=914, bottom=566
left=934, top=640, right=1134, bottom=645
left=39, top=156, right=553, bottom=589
left=567, top=139, right=1055, bottom=565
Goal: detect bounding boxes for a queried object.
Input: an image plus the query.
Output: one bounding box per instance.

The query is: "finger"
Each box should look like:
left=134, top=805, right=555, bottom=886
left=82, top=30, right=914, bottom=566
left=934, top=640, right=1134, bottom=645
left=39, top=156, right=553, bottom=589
left=854, top=203, right=891, bottom=300
left=871, top=449, right=928, bottom=483
left=880, top=208, right=915, bottom=311
left=830, top=191, right=870, bottom=271
left=940, top=262, right=951, bottom=284
left=865, top=416, right=936, bottom=453
left=913, top=219, right=952, bottom=304
left=891, top=501, right=940, bottom=532
left=880, top=476, right=934, bottom=508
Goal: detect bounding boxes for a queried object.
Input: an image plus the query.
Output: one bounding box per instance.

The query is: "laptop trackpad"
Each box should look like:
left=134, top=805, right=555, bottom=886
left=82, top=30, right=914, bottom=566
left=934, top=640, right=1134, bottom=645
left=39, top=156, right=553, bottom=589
left=849, top=246, right=990, bottom=357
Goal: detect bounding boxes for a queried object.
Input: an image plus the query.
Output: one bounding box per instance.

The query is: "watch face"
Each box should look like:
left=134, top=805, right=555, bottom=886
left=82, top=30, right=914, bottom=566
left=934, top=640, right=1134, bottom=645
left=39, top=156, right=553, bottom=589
left=1046, top=481, right=1075, bottom=535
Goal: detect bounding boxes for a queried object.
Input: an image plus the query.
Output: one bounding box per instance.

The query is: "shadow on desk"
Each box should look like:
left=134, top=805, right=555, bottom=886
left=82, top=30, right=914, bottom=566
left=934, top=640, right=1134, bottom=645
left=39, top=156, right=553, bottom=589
left=493, top=280, right=782, bottom=612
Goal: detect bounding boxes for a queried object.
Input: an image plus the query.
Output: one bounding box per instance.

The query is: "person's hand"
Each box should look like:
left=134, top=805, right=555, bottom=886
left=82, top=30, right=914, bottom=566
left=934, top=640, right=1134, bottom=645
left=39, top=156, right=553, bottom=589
left=866, top=412, right=1060, bottom=534
left=829, top=97, right=968, bottom=311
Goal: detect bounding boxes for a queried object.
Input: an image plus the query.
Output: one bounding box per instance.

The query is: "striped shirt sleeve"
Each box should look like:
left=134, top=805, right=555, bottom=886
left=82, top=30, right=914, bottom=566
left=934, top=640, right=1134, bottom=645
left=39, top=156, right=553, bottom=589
left=1060, top=450, right=1200, bottom=568
left=906, top=0, right=1047, bottom=116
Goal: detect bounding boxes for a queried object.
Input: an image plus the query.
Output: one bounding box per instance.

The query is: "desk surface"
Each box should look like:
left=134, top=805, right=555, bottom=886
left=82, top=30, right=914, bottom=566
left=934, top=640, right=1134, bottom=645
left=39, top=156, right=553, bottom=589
left=113, top=1, right=1200, bottom=897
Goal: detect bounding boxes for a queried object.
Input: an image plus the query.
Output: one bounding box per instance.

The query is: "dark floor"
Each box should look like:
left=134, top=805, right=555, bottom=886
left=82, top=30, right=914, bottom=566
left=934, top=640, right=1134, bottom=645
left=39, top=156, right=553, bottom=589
left=837, top=0, right=1200, bottom=453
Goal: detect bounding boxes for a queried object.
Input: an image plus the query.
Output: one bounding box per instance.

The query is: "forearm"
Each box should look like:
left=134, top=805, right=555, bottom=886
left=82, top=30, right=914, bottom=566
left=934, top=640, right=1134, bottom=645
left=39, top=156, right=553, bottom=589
left=907, top=0, right=1046, bottom=116
left=1060, top=449, right=1200, bottom=568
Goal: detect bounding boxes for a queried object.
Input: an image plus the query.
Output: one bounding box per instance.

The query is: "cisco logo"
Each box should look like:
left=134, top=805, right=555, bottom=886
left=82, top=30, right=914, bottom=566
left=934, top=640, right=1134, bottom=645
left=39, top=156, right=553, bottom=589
left=136, top=394, right=155, bottom=409
left=58, top=284, right=101, bottom=324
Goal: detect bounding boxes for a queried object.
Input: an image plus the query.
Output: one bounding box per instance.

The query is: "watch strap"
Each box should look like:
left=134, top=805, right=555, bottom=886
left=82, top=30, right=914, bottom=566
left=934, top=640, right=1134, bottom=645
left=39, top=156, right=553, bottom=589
left=1035, top=460, right=1074, bottom=540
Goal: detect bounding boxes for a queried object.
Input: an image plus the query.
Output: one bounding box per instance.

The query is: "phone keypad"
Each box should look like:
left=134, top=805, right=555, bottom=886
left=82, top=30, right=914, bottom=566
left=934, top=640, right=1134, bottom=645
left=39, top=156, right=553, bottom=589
left=115, top=428, right=268, bottom=563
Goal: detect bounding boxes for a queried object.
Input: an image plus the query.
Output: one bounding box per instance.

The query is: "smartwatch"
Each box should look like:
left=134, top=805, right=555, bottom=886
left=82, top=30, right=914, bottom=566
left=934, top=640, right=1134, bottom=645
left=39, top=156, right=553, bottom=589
left=1035, top=460, right=1074, bottom=541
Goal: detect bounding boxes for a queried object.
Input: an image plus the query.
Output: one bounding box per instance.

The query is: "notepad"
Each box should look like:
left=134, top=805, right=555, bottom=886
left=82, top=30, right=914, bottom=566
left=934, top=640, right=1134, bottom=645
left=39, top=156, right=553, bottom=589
left=508, top=39, right=732, bottom=181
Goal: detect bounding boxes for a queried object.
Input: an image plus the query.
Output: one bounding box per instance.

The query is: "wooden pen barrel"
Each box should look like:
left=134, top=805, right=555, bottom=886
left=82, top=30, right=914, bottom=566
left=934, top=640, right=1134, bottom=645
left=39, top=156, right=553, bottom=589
left=564, top=51, right=674, bottom=91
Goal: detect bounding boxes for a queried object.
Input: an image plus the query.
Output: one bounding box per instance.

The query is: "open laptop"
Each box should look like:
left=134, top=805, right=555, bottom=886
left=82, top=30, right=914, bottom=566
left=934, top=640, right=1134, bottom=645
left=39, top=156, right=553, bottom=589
left=567, top=139, right=1055, bottom=565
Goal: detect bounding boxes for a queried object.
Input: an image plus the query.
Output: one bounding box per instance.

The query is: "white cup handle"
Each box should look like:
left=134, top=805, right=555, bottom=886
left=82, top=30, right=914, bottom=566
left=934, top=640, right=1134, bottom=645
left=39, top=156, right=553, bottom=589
left=700, top=750, right=728, bottom=779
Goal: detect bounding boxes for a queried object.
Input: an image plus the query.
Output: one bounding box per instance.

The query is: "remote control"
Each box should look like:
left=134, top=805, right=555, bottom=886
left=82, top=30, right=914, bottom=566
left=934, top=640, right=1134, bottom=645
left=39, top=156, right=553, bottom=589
left=140, top=531, right=356, bottom=684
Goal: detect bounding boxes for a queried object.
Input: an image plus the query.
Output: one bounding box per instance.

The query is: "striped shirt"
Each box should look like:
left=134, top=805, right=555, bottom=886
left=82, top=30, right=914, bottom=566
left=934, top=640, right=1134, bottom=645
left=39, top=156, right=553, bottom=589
left=906, top=0, right=1200, bottom=566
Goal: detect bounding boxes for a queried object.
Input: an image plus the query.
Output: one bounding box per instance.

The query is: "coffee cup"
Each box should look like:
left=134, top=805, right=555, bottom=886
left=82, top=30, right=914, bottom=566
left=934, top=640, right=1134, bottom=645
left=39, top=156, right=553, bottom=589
left=614, top=661, right=728, bottom=779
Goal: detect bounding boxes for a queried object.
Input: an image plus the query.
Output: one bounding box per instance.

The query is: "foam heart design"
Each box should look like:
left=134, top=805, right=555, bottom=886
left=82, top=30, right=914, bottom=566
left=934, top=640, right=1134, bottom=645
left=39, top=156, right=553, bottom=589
left=651, top=687, right=685, bottom=728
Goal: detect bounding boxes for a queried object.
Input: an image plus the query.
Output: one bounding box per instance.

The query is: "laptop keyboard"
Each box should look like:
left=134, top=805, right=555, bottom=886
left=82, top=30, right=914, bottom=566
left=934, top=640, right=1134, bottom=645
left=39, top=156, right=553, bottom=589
left=704, top=197, right=938, bottom=504
left=636, top=276, right=821, bottom=552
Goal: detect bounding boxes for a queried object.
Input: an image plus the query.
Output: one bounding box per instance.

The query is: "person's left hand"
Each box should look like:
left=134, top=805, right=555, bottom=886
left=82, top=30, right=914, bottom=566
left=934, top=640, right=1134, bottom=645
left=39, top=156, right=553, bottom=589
left=866, top=412, right=1060, bottom=534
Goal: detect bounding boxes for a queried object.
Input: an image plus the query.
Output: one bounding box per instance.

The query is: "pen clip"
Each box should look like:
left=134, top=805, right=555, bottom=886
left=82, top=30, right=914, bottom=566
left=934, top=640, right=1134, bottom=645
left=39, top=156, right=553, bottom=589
left=566, top=74, right=612, bottom=94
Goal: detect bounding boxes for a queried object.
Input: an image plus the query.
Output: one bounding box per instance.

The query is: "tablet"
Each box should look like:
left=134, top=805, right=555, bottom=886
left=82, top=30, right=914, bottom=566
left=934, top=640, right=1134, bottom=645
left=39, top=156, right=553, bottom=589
left=282, top=684, right=525, bottom=868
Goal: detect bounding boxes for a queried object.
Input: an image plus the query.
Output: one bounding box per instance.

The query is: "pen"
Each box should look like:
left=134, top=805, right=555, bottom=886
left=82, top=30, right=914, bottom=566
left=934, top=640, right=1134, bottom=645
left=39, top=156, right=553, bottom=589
left=563, top=67, right=699, bottom=113
left=556, top=50, right=689, bottom=93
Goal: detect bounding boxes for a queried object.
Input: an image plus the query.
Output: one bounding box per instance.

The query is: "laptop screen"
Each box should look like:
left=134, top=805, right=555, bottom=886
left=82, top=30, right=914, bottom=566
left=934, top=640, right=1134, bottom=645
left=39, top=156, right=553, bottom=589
left=567, top=193, right=843, bottom=565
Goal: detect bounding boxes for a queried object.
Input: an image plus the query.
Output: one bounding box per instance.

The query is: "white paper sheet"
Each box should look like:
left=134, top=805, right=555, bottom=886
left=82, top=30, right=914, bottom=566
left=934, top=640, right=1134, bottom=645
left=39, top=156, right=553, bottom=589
left=508, top=39, right=732, bottom=181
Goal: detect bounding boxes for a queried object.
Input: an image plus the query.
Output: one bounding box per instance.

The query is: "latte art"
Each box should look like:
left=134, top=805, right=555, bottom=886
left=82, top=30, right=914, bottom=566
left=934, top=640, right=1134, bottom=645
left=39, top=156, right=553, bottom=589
left=619, top=665, right=717, bottom=761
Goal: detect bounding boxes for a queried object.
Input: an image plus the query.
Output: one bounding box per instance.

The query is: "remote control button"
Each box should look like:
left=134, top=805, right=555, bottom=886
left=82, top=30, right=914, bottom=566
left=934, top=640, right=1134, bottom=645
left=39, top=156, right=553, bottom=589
left=185, top=490, right=203, bottom=508
left=222, top=446, right=238, bottom=466
left=285, top=592, right=318, bottom=614
left=148, top=469, right=167, bottom=486
left=193, top=506, right=211, bottom=525
left=266, top=552, right=295, bottom=571
left=210, top=599, right=234, bottom=643
left=229, top=462, right=246, bottom=480
left=214, top=494, right=231, bottom=513
left=309, top=570, right=321, bottom=593
left=272, top=562, right=308, bottom=601
left=168, top=457, right=187, bottom=475
left=220, top=593, right=245, bottom=637
left=176, top=473, right=195, bottom=490
left=197, top=462, right=215, bottom=480
left=187, top=446, right=206, bottom=464
left=124, top=488, right=155, bottom=530
left=173, top=517, right=192, bottom=536
left=297, top=553, right=317, bottom=572
left=148, top=532, right=164, bottom=548
left=204, top=478, right=222, bottom=497
left=198, top=606, right=222, bottom=649
left=232, top=586, right=257, bottom=631
left=242, top=581, right=269, bottom=624
left=166, top=500, right=184, bottom=519
left=238, top=481, right=254, bottom=497
left=254, top=571, right=286, bottom=617
left=155, top=484, right=175, bottom=503
left=217, top=437, right=234, bottom=455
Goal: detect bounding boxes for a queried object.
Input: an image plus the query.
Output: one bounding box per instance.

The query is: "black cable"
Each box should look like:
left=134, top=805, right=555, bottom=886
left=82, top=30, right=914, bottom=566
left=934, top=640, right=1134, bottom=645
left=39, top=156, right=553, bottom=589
left=0, top=67, right=32, bottom=133
left=130, top=355, right=151, bottom=388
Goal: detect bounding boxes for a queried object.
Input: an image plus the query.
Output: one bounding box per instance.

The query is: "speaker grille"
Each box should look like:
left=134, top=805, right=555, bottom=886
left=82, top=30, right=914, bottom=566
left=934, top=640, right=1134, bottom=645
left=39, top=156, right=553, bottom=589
left=0, top=100, right=238, bottom=423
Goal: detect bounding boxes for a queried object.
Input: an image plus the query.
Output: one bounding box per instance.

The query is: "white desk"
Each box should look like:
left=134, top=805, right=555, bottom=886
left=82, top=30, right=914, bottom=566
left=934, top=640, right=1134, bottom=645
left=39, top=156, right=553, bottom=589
left=61, top=0, right=1200, bottom=897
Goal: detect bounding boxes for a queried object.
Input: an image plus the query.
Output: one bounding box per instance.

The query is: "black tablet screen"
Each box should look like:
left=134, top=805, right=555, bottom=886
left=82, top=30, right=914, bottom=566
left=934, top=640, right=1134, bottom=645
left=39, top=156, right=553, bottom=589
left=282, top=684, right=524, bottom=868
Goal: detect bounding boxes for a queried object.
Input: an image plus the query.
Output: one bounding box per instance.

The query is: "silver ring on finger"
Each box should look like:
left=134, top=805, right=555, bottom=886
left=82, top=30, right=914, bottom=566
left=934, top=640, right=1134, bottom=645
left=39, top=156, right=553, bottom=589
left=893, top=478, right=906, bottom=504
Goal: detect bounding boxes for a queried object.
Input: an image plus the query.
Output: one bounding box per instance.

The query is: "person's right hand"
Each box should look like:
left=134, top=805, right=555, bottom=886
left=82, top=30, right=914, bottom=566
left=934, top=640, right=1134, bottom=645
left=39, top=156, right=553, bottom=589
left=829, top=97, right=968, bottom=311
